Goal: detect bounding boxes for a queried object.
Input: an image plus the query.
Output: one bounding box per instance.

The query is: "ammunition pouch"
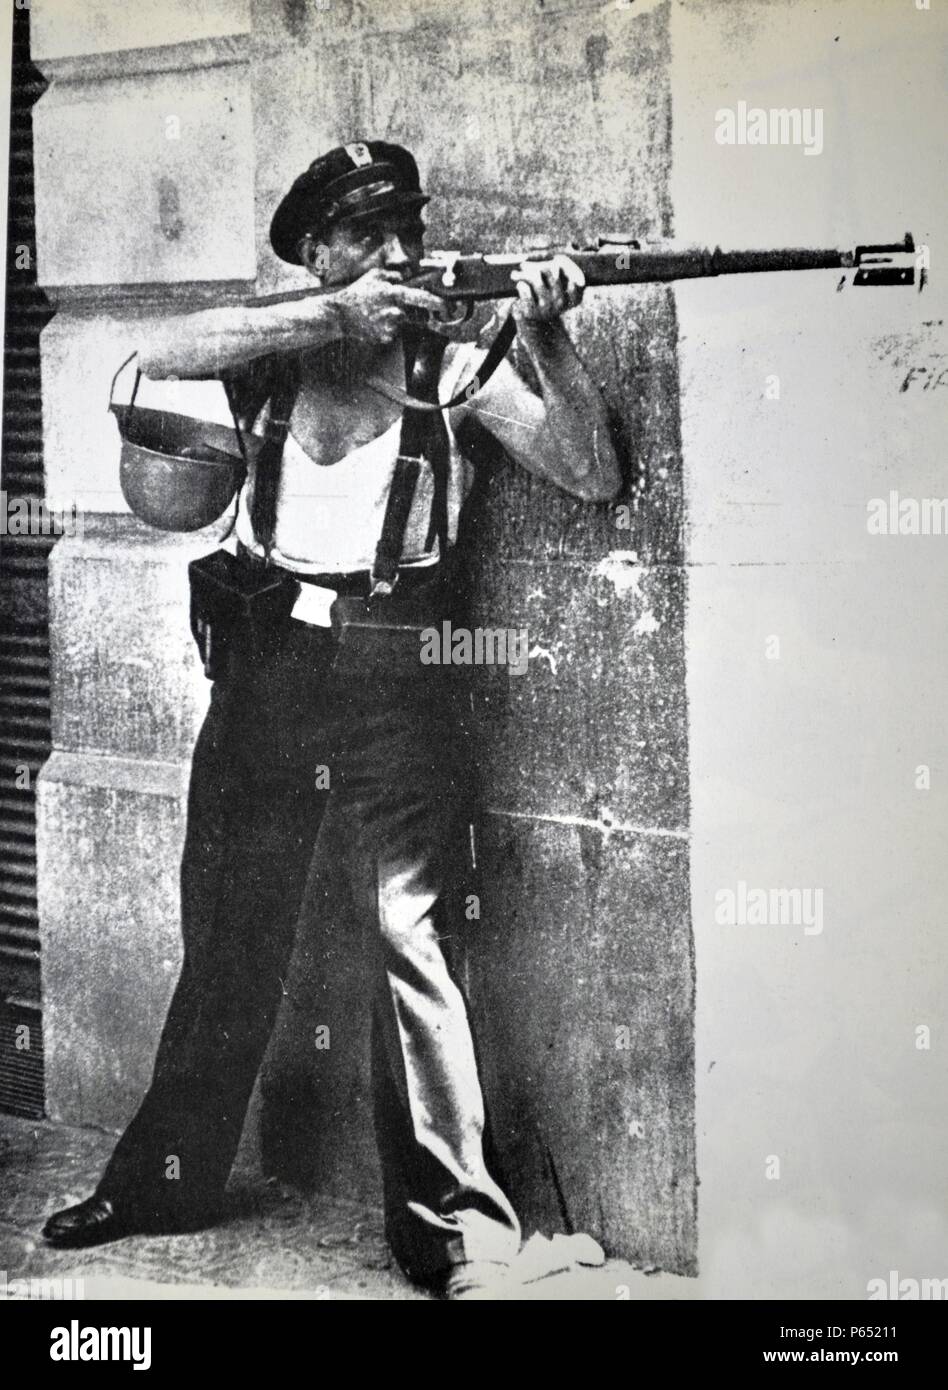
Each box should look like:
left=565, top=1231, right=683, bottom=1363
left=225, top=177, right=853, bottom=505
left=188, top=548, right=300, bottom=681
left=329, top=558, right=459, bottom=688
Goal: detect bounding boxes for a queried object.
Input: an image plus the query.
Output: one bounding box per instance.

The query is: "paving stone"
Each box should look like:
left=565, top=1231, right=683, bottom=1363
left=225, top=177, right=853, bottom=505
left=1, top=1115, right=683, bottom=1299
left=0, top=1115, right=425, bottom=1299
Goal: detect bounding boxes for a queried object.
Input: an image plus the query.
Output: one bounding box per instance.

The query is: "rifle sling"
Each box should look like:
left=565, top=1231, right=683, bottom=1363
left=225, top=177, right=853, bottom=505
left=249, top=354, right=302, bottom=558
left=365, top=311, right=517, bottom=413
left=371, top=327, right=449, bottom=595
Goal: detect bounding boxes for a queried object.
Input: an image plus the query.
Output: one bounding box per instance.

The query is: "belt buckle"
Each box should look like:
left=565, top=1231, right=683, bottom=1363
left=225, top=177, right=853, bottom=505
left=369, top=564, right=398, bottom=600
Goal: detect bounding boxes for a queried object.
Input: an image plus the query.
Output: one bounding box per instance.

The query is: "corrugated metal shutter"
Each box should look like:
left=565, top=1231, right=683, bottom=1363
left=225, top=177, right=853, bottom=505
left=0, top=5, right=53, bottom=1117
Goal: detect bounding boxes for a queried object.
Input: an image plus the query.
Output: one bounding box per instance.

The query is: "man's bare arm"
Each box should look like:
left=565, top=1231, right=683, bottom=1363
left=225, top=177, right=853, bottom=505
left=137, top=299, right=338, bottom=379
left=449, top=256, right=622, bottom=503
left=137, top=270, right=445, bottom=379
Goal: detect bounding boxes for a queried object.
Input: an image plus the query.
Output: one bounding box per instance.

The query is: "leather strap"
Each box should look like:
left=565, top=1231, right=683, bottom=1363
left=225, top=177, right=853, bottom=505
left=371, top=328, right=449, bottom=596
left=250, top=355, right=302, bottom=558
left=365, top=312, right=517, bottom=413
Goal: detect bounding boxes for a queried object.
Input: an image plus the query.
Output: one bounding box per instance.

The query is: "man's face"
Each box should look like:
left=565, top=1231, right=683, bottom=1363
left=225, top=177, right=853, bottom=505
left=306, top=211, right=426, bottom=286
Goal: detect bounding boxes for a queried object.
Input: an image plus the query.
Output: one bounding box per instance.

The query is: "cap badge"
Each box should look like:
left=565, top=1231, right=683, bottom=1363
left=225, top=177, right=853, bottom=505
left=345, top=142, right=373, bottom=168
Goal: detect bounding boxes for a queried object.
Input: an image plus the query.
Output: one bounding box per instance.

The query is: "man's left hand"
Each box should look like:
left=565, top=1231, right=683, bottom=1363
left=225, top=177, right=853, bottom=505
left=510, top=254, right=585, bottom=322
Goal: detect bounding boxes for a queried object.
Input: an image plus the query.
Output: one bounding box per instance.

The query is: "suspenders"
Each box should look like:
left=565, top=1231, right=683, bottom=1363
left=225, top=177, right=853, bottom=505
left=247, top=329, right=450, bottom=593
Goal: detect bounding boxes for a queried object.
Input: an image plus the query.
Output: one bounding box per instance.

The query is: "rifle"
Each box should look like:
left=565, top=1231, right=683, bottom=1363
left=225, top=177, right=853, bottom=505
left=412, top=231, right=921, bottom=307
left=111, top=233, right=921, bottom=528
left=253, top=233, right=922, bottom=410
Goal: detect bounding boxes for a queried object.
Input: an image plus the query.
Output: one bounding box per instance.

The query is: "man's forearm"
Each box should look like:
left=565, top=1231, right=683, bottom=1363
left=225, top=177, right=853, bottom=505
left=138, top=296, right=345, bottom=379
left=515, top=318, right=622, bottom=502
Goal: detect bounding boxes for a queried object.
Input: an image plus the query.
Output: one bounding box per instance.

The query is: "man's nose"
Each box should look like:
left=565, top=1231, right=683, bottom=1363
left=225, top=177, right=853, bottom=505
left=381, top=233, right=411, bottom=268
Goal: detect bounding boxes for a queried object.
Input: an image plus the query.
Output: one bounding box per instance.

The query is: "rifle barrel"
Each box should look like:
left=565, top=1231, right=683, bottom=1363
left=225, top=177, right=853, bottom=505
left=414, top=246, right=854, bottom=301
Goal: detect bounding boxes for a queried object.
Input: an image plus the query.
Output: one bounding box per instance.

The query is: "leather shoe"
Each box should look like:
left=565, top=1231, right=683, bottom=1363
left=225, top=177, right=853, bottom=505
left=441, top=1259, right=513, bottom=1300
left=42, top=1195, right=132, bottom=1249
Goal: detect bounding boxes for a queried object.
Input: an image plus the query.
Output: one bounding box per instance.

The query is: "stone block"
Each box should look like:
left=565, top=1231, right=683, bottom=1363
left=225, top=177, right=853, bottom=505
left=48, top=516, right=213, bottom=765
left=41, top=309, right=241, bottom=517
left=462, top=556, right=688, bottom=832
left=32, top=0, right=252, bottom=61
left=37, top=751, right=189, bottom=1132
left=34, top=65, right=255, bottom=287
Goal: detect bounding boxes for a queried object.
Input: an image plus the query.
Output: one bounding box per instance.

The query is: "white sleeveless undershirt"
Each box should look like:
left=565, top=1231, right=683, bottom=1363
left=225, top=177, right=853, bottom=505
left=234, top=344, right=476, bottom=575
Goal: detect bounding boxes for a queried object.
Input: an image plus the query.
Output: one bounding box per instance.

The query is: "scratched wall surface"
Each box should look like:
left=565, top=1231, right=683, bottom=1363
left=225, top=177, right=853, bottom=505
left=249, top=0, right=673, bottom=295
left=454, top=285, right=693, bottom=1265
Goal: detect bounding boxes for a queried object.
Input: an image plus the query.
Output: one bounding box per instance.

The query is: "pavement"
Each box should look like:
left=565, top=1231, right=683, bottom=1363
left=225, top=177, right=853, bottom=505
left=0, top=1113, right=689, bottom=1300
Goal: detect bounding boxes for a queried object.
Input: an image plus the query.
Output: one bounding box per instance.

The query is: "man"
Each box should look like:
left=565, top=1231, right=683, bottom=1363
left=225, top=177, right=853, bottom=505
left=43, top=141, right=620, bottom=1298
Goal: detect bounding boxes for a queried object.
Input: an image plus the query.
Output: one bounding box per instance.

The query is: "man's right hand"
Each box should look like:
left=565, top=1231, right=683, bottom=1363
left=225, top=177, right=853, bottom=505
left=135, top=269, right=444, bottom=380
left=330, top=269, right=445, bottom=346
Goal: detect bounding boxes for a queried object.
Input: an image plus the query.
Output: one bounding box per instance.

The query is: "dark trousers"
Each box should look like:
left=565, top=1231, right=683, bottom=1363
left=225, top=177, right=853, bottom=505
left=96, top=599, right=520, bottom=1282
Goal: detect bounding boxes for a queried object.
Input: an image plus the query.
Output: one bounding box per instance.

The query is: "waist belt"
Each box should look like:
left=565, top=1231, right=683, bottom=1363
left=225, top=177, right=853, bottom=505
left=235, top=539, right=446, bottom=599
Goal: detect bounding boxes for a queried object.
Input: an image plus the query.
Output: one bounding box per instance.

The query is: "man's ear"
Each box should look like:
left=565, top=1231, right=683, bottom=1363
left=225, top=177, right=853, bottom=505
left=299, top=233, right=329, bottom=282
